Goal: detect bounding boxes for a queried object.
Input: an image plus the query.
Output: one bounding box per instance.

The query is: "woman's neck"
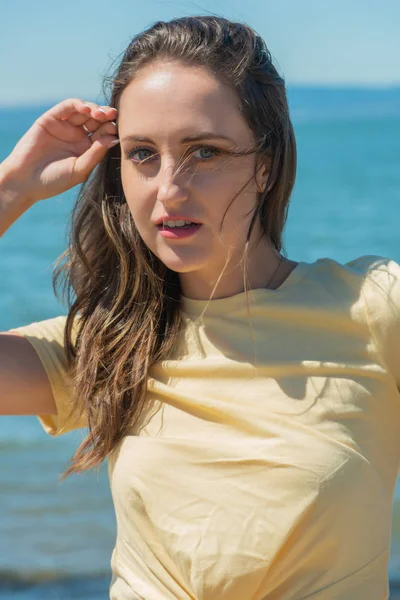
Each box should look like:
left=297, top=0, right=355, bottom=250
left=179, top=238, right=287, bottom=301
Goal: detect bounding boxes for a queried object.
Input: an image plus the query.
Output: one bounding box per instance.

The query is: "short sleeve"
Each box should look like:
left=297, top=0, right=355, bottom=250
left=351, top=255, right=400, bottom=389
left=10, top=315, right=87, bottom=436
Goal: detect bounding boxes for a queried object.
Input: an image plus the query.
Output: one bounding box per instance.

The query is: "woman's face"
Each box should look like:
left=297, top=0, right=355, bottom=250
left=118, top=60, right=268, bottom=289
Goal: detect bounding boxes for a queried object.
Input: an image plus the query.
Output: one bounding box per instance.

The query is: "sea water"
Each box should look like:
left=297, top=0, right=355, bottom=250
left=1, top=87, right=400, bottom=598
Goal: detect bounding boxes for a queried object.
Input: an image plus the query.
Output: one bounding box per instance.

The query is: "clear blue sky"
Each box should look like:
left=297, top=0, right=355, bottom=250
left=1, top=0, right=399, bottom=106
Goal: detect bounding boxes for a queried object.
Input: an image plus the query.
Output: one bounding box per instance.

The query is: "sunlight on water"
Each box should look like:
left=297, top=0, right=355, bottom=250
left=1, top=89, right=400, bottom=596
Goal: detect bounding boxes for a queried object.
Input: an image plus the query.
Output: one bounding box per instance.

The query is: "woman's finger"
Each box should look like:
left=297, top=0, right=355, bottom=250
left=61, top=103, right=117, bottom=128
left=42, top=98, right=92, bottom=122
left=74, top=135, right=120, bottom=182
left=83, top=102, right=117, bottom=120
left=89, top=121, right=118, bottom=143
left=42, top=98, right=115, bottom=124
left=82, top=117, right=117, bottom=133
left=80, top=118, right=105, bottom=132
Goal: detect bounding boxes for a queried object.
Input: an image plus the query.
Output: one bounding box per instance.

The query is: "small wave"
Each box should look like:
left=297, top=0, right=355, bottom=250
left=0, top=570, right=111, bottom=599
left=0, top=568, right=110, bottom=587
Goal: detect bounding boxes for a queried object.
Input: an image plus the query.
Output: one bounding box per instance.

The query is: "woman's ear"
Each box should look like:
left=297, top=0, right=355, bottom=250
left=255, top=157, right=271, bottom=193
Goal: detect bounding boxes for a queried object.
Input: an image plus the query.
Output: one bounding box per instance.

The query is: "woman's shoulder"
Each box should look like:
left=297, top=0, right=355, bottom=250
left=291, top=255, right=400, bottom=314
left=10, top=313, right=81, bottom=345
left=303, top=254, right=400, bottom=290
left=308, top=254, right=397, bottom=277
left=344, top=254, right=400, bottom=278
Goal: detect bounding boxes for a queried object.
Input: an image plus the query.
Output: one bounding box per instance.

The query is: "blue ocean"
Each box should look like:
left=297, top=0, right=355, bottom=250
left=1, top=87, right=400, bottom=599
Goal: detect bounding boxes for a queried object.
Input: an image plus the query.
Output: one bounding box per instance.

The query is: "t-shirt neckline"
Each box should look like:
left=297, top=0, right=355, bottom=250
left=180, top=260, right=310, bottom=316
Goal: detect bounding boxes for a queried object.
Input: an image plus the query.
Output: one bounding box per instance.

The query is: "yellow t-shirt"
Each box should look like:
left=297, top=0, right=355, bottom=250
left=11, top=255, right=400, bottom=600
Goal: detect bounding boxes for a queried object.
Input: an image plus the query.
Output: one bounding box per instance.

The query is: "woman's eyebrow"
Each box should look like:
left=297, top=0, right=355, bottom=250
left=121, top=132, right=235, bottom=144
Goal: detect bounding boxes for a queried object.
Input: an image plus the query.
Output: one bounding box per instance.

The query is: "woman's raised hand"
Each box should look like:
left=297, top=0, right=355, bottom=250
left=0, top=98, right=119, bottom=205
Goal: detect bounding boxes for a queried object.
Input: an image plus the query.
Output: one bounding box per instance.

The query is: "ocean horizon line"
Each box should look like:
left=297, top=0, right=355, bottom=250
left=1, top=83, right=400, bottom=110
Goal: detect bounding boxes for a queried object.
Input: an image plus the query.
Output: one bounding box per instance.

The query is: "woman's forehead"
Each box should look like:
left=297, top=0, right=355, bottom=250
left=118, top=62, right=249, bottom=140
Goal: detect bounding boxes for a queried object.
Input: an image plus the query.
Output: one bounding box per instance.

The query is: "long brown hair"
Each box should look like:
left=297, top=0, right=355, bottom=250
left=54, top=15, right=297, bottom=481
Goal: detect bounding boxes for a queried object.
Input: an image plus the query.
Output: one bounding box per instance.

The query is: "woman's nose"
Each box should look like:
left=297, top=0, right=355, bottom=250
left=157, top=164, right=189, bottom=207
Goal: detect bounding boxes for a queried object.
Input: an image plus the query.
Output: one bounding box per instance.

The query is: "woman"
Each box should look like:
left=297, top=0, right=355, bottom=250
left=0, top=15, right=399, bottom=600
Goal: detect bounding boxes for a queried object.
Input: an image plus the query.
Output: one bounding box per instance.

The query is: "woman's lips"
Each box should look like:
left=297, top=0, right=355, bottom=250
left=156, top=223, right=202, bottom=239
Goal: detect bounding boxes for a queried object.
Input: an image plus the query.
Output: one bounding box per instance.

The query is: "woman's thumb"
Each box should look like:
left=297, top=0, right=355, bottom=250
left=74, top=137, right=120, bottom=181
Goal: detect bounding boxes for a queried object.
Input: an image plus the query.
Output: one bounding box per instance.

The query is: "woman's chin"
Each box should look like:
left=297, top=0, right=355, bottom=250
left=155, top=249, right=209, bottom=274
left=162, top=260, right=205, bottom=274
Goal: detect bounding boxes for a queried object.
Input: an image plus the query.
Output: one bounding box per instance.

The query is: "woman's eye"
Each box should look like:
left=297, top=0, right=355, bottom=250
left=127, top=146, right=220, bottom=164
left=192, top=146, right=219, bottom=160
left=128, top=148, right=154, bottom=162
